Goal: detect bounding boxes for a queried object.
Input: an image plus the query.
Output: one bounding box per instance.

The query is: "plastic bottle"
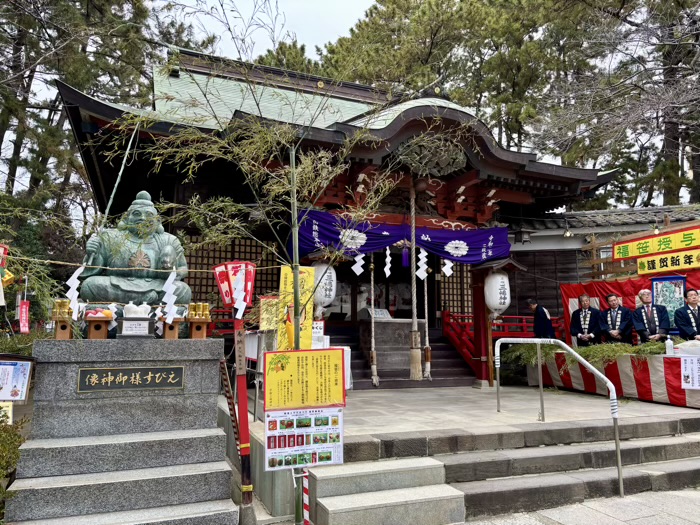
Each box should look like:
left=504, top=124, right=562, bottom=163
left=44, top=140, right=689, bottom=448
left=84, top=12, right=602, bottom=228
left=665, top=338, right=675, bottom=356
left=123, top=301, right=139, bottom=317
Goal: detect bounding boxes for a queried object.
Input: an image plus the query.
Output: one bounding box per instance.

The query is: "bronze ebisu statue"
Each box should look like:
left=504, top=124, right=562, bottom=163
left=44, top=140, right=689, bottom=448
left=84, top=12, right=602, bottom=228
left=79, top=191, right=192, bottom=305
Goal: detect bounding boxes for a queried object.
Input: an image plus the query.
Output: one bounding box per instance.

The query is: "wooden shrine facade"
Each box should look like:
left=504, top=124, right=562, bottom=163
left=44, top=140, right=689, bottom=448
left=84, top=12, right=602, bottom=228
left=57, top=48, right=612, bottom=355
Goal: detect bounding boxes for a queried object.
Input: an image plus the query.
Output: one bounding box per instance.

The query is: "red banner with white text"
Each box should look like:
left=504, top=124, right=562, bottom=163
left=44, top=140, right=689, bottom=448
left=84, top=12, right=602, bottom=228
left=19, top=300, right=30, bottom=334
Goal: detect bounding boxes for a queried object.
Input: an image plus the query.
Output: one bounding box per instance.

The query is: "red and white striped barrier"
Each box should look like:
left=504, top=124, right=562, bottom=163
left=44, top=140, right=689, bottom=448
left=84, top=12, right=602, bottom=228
left=528, top=354, right=700, bottom=409
left=303, top=468, right=310, bottom=525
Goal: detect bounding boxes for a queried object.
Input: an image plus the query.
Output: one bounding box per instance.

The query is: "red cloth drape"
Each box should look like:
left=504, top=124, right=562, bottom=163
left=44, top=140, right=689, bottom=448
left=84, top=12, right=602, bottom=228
left=559, top=271, right=700, bottom=345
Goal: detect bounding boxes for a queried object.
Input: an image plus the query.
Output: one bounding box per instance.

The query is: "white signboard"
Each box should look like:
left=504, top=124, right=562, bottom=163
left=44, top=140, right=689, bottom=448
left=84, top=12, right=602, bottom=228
left=121, top=319, right=150, bottom=336
left=0, top=360, right=32, bottom=401
left=312, top=321, right=325, bottom=338
left=681, top=357, right=700, bottom=389
left=265, top=406, right=343, bottom=471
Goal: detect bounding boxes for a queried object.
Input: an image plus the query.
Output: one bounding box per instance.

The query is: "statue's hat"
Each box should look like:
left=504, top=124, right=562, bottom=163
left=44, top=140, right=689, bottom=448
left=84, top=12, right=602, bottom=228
left=129, top=191, right=155, bottom=210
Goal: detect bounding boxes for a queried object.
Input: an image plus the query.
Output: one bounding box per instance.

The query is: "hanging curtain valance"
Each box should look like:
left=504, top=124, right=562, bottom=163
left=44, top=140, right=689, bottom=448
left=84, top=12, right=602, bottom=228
left=296, top=210, right=510, bottom=264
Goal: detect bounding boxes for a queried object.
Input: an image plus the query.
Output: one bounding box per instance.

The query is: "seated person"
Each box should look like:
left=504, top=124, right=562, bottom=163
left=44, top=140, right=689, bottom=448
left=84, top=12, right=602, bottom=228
left=675, top=288, right=700, bottom=341
left=632, top=289, right=670, bottom=343
left=601, top=293, right=633, bottom=345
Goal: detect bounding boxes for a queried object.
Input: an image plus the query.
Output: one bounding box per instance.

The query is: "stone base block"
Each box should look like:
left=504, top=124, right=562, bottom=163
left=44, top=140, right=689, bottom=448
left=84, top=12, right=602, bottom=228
left=17, top=428, right=226, bottom=478
left=316, top=484, right=464, bottom=525
left=5, top=499, right=239, bottom=525
left=31, top=394, right=219, bottom=439
left=6, top=461, right=232, bottom=522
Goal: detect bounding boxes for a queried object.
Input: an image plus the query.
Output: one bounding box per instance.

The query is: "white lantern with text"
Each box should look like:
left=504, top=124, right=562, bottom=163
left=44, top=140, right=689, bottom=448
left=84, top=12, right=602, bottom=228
left=484, top=270, right=511, bottom=316
left=312, top=262, right=337, bottom=319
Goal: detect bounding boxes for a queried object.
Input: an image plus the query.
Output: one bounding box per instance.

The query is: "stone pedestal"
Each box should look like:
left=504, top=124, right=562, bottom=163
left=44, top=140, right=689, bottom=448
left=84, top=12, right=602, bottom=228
left=359, top=319, right=426, bottom=373
left=5, top=339, right=239, bottom=524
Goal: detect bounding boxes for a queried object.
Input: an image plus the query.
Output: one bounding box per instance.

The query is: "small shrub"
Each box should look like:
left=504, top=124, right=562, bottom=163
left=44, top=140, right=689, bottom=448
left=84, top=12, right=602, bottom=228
left=0, top=411, right=25, bottom=517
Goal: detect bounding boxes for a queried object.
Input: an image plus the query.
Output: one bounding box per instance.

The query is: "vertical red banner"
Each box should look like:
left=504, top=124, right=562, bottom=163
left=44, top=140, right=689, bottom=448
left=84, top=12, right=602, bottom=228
left=19, top=300, right=30, bottom=334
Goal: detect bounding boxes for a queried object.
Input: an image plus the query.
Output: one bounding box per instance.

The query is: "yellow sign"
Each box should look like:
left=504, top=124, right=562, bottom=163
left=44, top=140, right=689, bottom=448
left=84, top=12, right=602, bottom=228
left=0, top=402, right=12, bottom=424
left=615, top=228, right=700, bottom=260
left=276, top=266, right=315, bottom=351
left=264, top=349, right=345, bottom=410
left=259, top=296, right=279, bottom=331
left=2, top=269, right=14, bottom=287
left=637, top=248, right=700, bottom=275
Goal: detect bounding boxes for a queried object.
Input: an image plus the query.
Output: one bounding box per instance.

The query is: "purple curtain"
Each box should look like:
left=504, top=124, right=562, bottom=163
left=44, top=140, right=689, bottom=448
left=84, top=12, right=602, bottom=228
left=296, top=210, right=510, bottom=264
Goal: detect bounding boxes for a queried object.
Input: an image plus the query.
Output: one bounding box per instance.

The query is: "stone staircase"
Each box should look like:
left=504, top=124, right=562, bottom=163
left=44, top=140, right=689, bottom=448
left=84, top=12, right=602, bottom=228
left=309, top=457, right=463, bottom=525
left=5, top=339, right=238, bottom=525
left=331, top=326, right=475, bottom=390
left=307, top=414, right=700, bottom=524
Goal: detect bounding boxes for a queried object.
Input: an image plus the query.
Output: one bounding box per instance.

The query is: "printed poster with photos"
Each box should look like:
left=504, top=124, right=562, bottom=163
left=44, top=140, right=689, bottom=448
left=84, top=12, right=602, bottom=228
left=681, top=357, right=700, bottom=390
left=265, top=407, right=343, bottom=471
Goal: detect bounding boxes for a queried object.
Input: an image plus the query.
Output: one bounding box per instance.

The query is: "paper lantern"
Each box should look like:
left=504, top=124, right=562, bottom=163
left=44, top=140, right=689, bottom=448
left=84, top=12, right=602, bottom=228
left=312, top=262, right=336, bottom=307
left=212, top=261, right=256, bottom=308
left=484, top=269, right=511, bottom=315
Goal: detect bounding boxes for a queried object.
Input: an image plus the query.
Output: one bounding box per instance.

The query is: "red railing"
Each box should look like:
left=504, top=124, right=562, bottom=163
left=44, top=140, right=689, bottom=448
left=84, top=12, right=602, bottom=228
left=208, top=308, right=237, bottom=338
left=442, top=311, right=565, bottom=375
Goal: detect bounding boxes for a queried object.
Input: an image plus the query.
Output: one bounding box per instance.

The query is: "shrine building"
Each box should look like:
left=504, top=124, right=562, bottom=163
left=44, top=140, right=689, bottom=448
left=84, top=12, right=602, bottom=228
left=57, top=48, right=611, bottom=387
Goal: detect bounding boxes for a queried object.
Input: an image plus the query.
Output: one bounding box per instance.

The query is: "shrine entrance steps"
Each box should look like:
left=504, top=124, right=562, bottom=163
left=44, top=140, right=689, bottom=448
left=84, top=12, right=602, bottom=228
left=307, top=414, right=700, bottom=525
left=4, top=340, right=238, bottom=525
left=330, top=327, right=476, bottom=390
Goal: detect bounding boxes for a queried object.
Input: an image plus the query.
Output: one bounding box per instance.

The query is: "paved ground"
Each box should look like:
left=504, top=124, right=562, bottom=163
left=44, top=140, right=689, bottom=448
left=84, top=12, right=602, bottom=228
left=468, top=489, right=700, bottom=525
left=342, top=385, right=698, bottom=435
left=258, top=490, right=700, bottom=525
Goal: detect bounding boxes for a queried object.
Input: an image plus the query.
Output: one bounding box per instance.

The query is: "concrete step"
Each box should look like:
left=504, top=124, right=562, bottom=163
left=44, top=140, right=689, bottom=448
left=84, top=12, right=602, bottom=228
left=353, top=367, right=473, bottom=379
left=5, top=461, right=232, bottom=522
left=339, top=415, right=700, bottom=462
left=430, top=358, right=469, bottom=367
left=352, top=376, right=475, bottom=390
left=308, top=457, right=444, bottom=524
left=453, top=457, right=700, bottom=518
left=442, top=434, right=700, bottom=483
left=7, top=499, right=239, bottom=525
left=16, top=428, right=227, bottom=478
left=316, top=484, right=464, bottom=525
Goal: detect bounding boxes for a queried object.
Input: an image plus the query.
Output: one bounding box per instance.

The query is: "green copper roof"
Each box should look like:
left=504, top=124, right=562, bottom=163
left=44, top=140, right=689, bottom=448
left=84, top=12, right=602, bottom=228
left=153, top=71, right=374, bottom=129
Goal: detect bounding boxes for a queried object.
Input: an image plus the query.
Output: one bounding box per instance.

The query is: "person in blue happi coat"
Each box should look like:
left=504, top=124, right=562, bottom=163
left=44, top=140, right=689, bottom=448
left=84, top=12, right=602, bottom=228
left=526, top=298, right=555, bottom=338
left=675, top=288, right=700, bottom=341
left=570, top=294, right=602, bottom=346
left=632, top=289, right=670, bottom=343
left=601, top=293, right=634, bottom=345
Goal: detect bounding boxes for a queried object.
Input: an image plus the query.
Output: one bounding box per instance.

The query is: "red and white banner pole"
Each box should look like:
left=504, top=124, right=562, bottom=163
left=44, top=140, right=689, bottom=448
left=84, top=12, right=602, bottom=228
left=303, top=468, right=310, bottom=525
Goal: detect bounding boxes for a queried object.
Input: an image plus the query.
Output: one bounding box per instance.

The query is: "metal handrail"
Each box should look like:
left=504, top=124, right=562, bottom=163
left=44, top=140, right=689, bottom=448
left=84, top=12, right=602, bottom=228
left=494, top=337, right=624, bottom=498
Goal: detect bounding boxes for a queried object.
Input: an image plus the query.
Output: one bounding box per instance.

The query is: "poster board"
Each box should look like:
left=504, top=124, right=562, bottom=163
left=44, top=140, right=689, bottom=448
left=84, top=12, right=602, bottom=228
left=652, top=276, right=685, bottom=332
left=265, top=406, right=343, bottom=470
left=0, top=357, right=32, bottom=401
left=681, top=356, right=700, bottom=389
left=264, top=348, right=345, bottom=410
left=259, top=296, right=279, bottom=331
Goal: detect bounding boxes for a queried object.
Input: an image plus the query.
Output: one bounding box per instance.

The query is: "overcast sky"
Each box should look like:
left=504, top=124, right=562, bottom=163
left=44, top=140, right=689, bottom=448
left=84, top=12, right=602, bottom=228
left=210, top=0, right=376, bottom=59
